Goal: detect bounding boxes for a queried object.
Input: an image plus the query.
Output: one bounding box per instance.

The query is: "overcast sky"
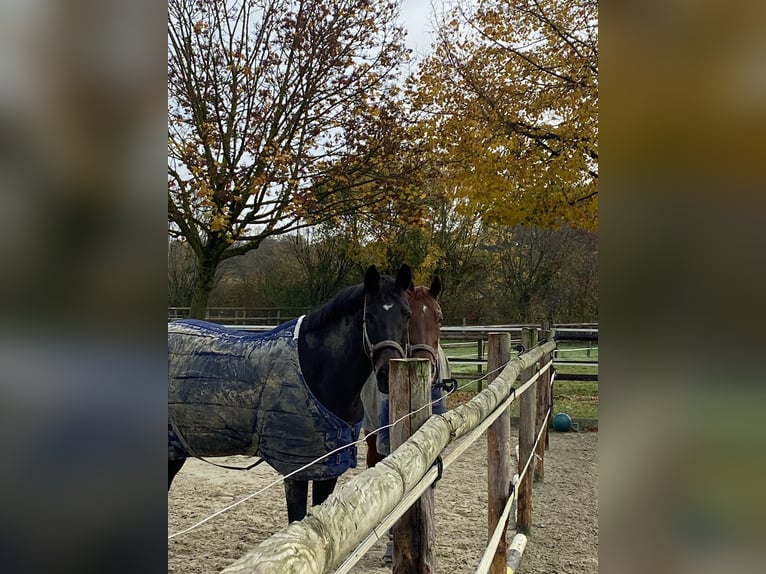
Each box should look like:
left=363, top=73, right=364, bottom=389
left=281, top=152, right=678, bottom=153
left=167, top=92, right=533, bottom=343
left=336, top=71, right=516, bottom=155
left=400, top=0, right=437, bottom=59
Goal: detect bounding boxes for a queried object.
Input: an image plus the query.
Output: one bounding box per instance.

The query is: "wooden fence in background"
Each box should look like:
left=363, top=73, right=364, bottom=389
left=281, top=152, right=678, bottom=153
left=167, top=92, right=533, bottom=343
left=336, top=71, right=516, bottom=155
left=167, top=306, right=311, bottom=325
left=167, top=309, right=597, bottom=387
left=440, top=326, right=597, bottom=388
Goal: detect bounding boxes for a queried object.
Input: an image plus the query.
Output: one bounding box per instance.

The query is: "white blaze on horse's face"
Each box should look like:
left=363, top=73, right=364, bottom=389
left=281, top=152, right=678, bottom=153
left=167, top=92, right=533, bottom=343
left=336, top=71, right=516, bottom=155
left=383, top=303, right=393, bottom=311
left=422, top=304, right=428, bottom=314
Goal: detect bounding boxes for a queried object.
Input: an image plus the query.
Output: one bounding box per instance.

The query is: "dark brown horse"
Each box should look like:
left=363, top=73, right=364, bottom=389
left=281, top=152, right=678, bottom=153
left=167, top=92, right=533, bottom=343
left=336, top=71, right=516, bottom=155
left=362, top=276, right=449, bottom=467
left=168, top=265, right=413, bottom=523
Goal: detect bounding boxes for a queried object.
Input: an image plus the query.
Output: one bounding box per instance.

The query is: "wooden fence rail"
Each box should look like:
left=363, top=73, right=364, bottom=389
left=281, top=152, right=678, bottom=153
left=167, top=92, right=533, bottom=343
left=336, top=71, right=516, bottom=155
left=220, top=336, right=557, bottom=574
left=167, top=307, right=311, bottom=325
left=442, top=328, right=596, bottom=388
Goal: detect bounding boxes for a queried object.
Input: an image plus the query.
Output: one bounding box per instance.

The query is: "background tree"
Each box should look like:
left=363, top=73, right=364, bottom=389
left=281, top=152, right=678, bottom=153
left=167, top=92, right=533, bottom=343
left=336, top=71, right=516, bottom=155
left=167, top=0, right=599, bottom=325
left=543, top=227, right=597, bottom=321
left=289, top=223, right=358, bottom=307
left=168, top=224, right=598, bottom=324
left=208, top=237, right=305, bottom=308
left=168, top=239, right=198, bottom=307
left=423, top=189, right=494, bottom=323
left=410, top=0, right=598, bottom=230
left=490, top=224, right=572, bottom=322
left=168, top=0, right=413, bottom=317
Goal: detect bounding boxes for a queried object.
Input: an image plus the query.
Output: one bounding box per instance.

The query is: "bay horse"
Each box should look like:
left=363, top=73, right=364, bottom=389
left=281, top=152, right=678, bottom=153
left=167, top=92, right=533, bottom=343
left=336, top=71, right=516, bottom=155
left=168, top=264, right=413, bottom=523
left=361, top=275, right=453, bottom=467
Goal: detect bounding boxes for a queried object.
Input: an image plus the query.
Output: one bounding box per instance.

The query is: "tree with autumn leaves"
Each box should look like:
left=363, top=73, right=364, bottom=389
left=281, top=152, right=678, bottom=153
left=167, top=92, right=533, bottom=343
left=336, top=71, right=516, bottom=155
left=168, top=0, right=598, bottom=319
left=370, top=0, right=599, bottom=315
left=168, top=0, right=419, bottom=317
left=409, top=0, right=598, bottom=231
left=339, top=0, right=598, bottom=317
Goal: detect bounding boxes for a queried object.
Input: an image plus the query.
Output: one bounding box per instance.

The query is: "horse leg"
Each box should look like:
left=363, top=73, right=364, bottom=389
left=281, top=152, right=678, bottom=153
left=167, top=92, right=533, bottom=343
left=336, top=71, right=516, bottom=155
left=311, top=477, right=338, bottom=508
left=284, top=479, right=309, bottom=523
left=168, top=458, right=186, bottom=490
left=365, top=433, right=385, bottom=468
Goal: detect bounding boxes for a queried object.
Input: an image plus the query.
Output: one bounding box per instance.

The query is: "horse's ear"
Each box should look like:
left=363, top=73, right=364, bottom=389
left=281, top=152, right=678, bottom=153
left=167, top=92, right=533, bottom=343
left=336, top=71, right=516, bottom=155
left=364, top=265, right=380, bottom=293
left=430, top=276, right=442, bottom=299
left=395, top=264, right=412, bottom=291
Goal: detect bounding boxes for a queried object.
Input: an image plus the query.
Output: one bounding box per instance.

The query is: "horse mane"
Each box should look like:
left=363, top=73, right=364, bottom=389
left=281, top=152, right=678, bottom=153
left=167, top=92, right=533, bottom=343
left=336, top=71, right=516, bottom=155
left=411, top=285, right=439, bottom=305
left=301, top=283, right=365, bottom=331
left=411, top=285, right=430, bottom=298
left=302, top=275, right=399, bottom=331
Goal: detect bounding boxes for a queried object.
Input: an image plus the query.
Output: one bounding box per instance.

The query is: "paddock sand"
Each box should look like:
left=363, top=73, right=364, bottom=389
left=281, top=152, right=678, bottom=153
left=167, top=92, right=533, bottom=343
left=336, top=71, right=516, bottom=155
left=168, top=430, right=597, bottom=573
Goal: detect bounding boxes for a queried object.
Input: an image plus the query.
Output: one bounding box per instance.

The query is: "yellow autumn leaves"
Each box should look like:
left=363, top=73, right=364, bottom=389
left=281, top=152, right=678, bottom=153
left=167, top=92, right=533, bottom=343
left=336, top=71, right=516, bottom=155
left=408, top=0, right=598, bottom=232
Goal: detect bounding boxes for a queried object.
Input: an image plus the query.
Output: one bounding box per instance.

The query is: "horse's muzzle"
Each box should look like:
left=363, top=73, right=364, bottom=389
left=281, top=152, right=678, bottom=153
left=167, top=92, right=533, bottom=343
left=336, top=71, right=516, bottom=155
left=369, top=341, right=405, bottom=394
left=376, top=364, right=390, bottom=394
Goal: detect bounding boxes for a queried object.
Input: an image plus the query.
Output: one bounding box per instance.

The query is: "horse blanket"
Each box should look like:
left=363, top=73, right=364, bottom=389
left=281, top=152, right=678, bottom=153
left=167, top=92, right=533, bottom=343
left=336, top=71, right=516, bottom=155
left=168, top=318, right=359, bottom=481
left=362, top=345, right=450, bottom=456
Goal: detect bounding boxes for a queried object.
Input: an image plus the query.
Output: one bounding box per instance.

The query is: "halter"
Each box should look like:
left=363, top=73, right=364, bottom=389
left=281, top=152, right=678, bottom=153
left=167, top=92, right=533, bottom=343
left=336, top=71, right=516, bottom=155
left=362, top=297, right=456, bottom=392
left=362, top=297, right=407, bottom=369
left=408, top=342, right=439, bottom=385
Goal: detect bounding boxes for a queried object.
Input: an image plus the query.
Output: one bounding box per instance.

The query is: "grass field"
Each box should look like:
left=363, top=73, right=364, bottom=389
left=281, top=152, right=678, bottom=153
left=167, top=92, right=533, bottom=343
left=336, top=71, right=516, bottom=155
left=443, top=339, right=598, bottom=420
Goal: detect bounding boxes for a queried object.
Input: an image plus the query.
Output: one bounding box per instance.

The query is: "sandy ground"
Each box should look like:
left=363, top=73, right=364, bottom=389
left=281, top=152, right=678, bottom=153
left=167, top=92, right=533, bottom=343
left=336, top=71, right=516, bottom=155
left=168, top=427, right=597, bottom=573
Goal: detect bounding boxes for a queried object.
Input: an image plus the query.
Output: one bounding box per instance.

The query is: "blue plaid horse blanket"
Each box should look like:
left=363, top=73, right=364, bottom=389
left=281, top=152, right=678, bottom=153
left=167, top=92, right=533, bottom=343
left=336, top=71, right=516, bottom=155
left=168, top=318, right=359, bottom=481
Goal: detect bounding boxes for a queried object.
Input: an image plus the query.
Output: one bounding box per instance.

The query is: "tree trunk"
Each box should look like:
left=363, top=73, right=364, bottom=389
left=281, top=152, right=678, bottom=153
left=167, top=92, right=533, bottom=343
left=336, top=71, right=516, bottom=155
left=189, top=256, right=219, bottom=319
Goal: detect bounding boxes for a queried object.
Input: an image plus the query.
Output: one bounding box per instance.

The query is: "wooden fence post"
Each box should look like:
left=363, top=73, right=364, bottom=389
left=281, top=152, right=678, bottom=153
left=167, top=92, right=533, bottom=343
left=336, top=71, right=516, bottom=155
left=545, top=326, right=555, bottom=453
left=517, top=327, right=538, bottom=534
left=390, top=358, right=435, bottom=574
left=475, top=337, right=485, bottom=392
left=486, top=333, right=512, bottom=574
left=477, top=337, right=485, bottom=375
left=534, top=322, right=552, bottom=481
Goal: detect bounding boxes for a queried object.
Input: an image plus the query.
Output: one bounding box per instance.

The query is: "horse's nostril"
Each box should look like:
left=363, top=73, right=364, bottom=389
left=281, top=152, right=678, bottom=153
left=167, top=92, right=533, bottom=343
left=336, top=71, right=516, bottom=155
left=376, top=367, right=390, bottom=394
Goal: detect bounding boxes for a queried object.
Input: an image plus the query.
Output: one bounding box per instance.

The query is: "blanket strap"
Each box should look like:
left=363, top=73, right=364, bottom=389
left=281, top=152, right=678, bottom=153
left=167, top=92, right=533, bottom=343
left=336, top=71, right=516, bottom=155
left=169, top=412, right=265, bottom=472
left=196, top=457, right=266, bottom=472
